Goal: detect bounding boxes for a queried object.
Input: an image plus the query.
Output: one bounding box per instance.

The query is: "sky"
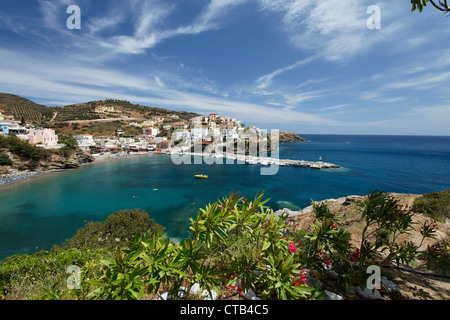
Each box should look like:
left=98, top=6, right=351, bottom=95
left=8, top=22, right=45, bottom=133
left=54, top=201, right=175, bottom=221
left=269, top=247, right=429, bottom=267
left=0, top=0, right=449, bottom=135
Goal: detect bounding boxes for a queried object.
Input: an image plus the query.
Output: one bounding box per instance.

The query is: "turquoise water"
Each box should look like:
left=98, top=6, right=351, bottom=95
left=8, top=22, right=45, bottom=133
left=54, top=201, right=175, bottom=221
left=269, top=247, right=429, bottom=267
left=0, top=134, right=449, bottom=260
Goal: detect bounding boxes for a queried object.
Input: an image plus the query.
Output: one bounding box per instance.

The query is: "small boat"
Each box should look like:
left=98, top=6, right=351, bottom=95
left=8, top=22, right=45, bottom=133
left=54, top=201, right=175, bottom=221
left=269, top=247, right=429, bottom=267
left=195, top=174, right=208, bottom=179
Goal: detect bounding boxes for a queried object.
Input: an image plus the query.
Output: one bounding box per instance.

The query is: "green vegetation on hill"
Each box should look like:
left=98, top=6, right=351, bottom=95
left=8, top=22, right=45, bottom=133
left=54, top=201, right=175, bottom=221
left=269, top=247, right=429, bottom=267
left=0, top=134, right=51, bottom=169
left=0, top=93, right=54, bottom=125
left=1, top=93, right=201, bottom=136
left=52, top=99, right=200, bottom=124
left=413, top=190, right=450, bottom=222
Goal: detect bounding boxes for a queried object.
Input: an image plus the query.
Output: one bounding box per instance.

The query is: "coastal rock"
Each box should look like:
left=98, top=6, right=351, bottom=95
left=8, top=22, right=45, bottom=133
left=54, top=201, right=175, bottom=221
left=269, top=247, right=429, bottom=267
left=39, top=147, right=93, bottom=171
left=324, top=290, right=343, bottom=300
left=271, top=132, right=307, bottom=143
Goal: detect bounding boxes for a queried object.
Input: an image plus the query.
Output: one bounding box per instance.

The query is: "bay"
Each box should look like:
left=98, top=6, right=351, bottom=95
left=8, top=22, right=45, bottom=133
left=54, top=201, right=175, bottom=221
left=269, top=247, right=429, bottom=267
left=0, top=134, right=449, bottom=260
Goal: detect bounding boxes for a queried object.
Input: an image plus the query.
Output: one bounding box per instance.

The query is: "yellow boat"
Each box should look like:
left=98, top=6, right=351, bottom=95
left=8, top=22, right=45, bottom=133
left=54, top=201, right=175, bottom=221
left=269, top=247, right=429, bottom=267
left=195, top=174, right=208, bottom=179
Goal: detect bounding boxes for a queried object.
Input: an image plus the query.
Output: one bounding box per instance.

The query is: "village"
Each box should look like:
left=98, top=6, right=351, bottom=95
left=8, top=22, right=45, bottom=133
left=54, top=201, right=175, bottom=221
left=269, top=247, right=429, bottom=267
left=1, top=107, right=340, bottom=179
left=0, top=108, right=263, bottom=156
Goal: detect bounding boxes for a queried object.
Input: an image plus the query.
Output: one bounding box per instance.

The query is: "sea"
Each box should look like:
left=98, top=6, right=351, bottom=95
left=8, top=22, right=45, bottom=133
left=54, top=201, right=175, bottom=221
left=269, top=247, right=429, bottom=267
left=0, top=134, right=449, bottom=261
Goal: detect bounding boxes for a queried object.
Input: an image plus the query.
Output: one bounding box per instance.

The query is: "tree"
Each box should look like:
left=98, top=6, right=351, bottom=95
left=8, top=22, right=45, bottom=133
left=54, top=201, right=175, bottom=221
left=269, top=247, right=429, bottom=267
left=64, top=209, right=164, bottom=251
left=411, top=0, right=450, bottom=13
left=58, top=134, right=78, bottom=149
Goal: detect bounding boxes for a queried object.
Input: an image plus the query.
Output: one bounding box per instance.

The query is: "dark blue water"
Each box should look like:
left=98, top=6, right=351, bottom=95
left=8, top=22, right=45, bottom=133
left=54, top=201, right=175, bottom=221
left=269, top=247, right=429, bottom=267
left=0, top=134, right=449, bottom=260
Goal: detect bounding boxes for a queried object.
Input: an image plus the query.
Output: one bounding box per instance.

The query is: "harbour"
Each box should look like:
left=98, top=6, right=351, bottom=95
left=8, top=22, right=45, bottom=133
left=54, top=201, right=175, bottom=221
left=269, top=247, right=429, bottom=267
left=172, top=150, right=341, bottom=169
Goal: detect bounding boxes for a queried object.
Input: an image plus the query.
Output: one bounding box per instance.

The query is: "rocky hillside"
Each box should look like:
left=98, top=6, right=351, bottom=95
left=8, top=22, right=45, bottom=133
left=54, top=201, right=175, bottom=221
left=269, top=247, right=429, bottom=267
left=0, top=93, right=200, bottom=135
left=4, top=147, right=94, bottom=172
left=272, top=131, right=307, bottom=142
left=275, top=192, right=450, bottom=300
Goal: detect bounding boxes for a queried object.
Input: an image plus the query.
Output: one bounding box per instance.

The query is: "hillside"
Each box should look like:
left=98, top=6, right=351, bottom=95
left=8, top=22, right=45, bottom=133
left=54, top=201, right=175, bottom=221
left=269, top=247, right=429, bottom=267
left=0, top=93, right=54, bottom=124
left=0, top=93, right=201, bottom=136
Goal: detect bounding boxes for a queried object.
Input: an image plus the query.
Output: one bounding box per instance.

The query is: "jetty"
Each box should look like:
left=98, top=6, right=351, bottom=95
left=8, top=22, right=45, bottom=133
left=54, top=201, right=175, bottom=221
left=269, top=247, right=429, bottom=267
left=171, top=150, right=341, bottom=170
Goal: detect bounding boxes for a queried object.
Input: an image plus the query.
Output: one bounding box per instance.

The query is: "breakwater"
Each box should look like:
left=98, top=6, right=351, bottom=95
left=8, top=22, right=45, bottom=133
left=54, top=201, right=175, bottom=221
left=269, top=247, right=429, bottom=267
left=172, top=151, right=341, bottom=169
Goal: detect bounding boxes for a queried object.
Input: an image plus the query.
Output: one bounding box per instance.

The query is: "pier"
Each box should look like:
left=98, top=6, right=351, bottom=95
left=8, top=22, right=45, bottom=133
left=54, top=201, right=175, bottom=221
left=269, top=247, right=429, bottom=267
left=172, top=150, right=341, bottom=170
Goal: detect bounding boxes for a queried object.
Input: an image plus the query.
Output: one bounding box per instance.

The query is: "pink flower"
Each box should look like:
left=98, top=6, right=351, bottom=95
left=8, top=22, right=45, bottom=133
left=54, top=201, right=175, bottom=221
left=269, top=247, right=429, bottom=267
left=288, top=243, right=298, bottom=253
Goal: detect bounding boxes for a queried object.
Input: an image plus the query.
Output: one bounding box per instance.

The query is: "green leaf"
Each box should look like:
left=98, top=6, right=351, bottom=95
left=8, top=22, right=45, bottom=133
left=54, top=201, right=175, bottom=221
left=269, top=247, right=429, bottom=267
left=262, top=241, right=271, bottom=251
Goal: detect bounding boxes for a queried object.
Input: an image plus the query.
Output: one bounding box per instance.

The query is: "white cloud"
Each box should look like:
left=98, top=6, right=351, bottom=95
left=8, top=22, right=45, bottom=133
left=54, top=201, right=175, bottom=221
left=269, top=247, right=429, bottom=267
left=0, top=48, right=337, bottom=127
left=257, top=0, right=405, bottom=62
left=256, top=57, right=316, bottom=89
left=320, top=104, right=350, bottom=112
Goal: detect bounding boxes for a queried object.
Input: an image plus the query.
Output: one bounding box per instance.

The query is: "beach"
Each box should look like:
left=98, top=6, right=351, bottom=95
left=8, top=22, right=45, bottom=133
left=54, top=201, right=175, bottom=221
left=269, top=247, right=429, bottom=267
left=0, top=150, right=153, bottom=189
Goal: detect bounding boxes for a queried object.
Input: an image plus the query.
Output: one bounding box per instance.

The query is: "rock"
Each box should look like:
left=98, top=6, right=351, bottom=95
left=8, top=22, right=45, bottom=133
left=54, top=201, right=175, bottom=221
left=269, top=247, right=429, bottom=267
left=306, top=277, right=323, bottom=291
left=272, top=132, right=307, bottom=143
left=189, top=283, right=201, bottom=296
left=324, top=290, right=343, bottom=300
left=326, top=270, right=339, bottom=279
left=189, top=283, right=217, bottom=300
left=159, top=291, right=171, bottom=300
left=242, top=288, right=258, bottom=300
left=381, top=277, right=399, bottom=293
left=201, top=289, right=218, bottom=300
left=356, top=286, right=381, bottom=300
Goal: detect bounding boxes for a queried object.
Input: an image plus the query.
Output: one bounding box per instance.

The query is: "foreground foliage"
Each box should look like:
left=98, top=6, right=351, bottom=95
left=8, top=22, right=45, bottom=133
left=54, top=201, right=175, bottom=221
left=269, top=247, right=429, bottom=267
left=84, top=190, right=444, bottom=300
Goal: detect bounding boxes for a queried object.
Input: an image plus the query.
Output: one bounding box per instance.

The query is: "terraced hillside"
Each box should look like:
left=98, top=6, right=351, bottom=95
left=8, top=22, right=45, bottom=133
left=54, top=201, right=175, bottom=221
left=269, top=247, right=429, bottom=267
left=0, top=93, right=54, bottom=124
left=0, top=93, right=201, bottom=136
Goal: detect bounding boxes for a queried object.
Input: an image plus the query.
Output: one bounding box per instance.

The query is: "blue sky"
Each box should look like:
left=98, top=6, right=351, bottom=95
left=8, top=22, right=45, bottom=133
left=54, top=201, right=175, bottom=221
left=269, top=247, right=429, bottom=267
left=1, top=0, right=449, bottom=135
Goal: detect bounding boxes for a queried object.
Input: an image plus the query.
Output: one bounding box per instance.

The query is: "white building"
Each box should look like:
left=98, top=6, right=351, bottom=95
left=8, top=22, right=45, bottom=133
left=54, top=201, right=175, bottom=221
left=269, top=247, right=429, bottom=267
left=74, top=134, right=95, bottom=151
left=143, top=127, right=159, bottom=139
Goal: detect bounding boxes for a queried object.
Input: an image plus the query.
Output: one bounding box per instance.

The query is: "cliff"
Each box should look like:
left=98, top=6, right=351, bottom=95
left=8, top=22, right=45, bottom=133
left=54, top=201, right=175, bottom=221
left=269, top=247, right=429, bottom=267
left=40, top=148, right=94, bottom=171
left=4, top=147, right=94, bottom=172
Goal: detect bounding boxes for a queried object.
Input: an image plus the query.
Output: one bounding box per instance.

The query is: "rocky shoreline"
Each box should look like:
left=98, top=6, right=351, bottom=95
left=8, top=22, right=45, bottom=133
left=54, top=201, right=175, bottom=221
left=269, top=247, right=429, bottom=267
left=271, top=131, right=307, bottom=142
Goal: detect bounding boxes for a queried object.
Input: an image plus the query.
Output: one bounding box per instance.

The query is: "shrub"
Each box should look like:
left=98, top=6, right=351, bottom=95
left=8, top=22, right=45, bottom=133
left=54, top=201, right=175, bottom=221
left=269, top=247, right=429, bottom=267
left=0, top=134, right=51, bottom=162
left=58, top=146, right=75, bottom=158
left=413, top=190, right=450, bottom=222
left=0, top=153, right=12, bottom=166
left=64, top=209, right=164, bottom=252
